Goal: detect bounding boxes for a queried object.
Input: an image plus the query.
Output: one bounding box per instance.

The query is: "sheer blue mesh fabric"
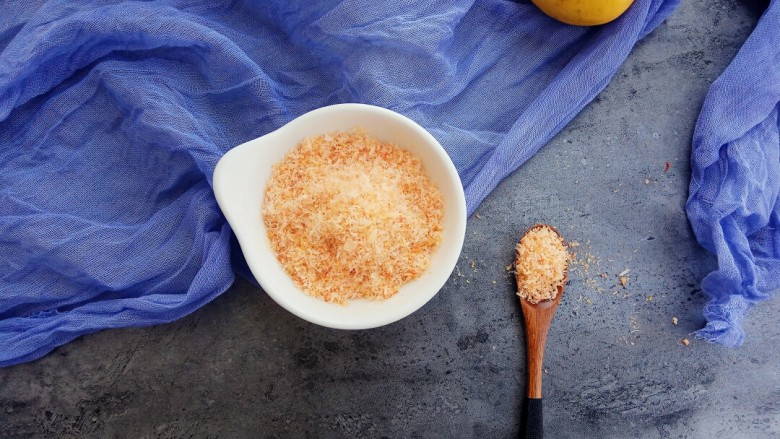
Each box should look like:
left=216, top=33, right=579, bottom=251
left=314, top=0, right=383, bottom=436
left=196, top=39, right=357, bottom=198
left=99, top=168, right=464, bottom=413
left=686, top=0, right=780, bottom=347
left=0, top=0, right=677, bottom=366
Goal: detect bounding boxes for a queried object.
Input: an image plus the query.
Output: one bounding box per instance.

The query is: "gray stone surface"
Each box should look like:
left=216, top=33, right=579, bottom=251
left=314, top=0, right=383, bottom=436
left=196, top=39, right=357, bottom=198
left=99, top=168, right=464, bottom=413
left=2, top=0, right=779, bottom=438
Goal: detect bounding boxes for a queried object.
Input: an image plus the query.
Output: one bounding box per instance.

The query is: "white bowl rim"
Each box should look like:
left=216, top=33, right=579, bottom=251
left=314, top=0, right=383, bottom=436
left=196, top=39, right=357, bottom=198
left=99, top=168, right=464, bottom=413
left=213, top=103, right=467, bottom=329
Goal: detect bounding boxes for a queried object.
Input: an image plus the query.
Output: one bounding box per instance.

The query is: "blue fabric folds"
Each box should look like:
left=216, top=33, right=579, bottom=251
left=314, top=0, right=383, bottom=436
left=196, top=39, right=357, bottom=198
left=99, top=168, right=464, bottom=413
left=686, top=0, right=780, bottom=347
left=0, top=0, right=677, bottom=366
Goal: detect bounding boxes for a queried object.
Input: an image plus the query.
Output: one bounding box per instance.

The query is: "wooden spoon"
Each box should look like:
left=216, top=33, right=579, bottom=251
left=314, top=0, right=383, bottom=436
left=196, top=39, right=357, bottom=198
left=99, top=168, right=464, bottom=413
left=515, top=224, right=568, bottom=439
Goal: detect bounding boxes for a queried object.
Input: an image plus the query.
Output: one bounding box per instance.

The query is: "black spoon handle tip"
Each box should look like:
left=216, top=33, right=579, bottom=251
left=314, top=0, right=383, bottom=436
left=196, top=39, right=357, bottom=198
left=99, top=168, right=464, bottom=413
left=524, top=397, right=543, bottom=439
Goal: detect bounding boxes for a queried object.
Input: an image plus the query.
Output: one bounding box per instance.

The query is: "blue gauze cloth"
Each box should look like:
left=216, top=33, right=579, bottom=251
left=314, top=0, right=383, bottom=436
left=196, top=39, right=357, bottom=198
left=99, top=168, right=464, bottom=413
left=0, top=0, right=678, bottom=367
left=686, top=0, right=780, bottom=347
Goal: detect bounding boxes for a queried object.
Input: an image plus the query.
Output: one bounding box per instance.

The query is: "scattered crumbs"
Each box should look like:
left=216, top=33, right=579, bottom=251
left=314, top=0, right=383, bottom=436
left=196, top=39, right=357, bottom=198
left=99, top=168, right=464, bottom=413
left=465, top=279, right=471, bottom=284
left=672, top=317, right=679, bottom=325
left=475, top=213, right=482, bottom=219
left=585, top=297, right=593, bottom=305
left=568, top=239, right=616, bottom=297
left=611, top=288, right=630, bottom=299
left=505, top=264, right=513, bottom=272
left=681, top=338, right=690, bottom=346
left=569, top=242, right=599, bottom=277
left=629, top=312, right=639, bottom=334
left=664, top=161, right=671, bottom=174
left=455, top=265, right=463, bottom=277
left=543, top=368, right=549, bottom=374
left=491, top=280, right=496, bottom=285
left=470, top=260, right=475, bottom=269
left=646, top=295, right=654, bottom=302
left=611, top=287, right=631, bottom=299
left=644, top=178, right=651, bottom=185
left=566, top=240, right=642, bottom=302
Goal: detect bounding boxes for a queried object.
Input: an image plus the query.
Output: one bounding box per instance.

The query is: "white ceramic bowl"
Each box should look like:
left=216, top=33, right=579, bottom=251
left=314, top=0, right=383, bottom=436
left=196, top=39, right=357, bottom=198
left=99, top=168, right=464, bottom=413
left=213, top=103, right=467, bottom=329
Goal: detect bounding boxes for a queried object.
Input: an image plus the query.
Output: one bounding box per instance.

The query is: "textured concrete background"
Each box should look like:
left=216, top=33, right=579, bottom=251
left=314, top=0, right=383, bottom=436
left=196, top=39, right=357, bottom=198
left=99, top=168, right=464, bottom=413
left=2, top=0, right=779, bottom=438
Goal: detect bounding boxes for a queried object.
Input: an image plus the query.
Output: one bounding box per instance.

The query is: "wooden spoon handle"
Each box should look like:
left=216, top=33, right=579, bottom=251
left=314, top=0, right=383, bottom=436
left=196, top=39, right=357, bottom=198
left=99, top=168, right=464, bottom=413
left=521, top=281, right=565, bottom=398
left=524, top=317, right=551, bottom=399
left=526, top=324, right=547, bottom=399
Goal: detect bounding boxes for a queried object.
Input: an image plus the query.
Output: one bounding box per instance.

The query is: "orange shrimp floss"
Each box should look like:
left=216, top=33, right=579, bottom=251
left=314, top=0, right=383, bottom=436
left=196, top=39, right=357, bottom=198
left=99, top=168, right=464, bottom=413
left=262, top=129, right=444, bottom=304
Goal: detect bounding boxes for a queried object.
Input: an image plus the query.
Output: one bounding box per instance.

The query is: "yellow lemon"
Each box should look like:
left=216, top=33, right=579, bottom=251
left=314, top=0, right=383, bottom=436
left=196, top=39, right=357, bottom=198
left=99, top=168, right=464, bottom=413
left=531, top=0, right=636, bottom=26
